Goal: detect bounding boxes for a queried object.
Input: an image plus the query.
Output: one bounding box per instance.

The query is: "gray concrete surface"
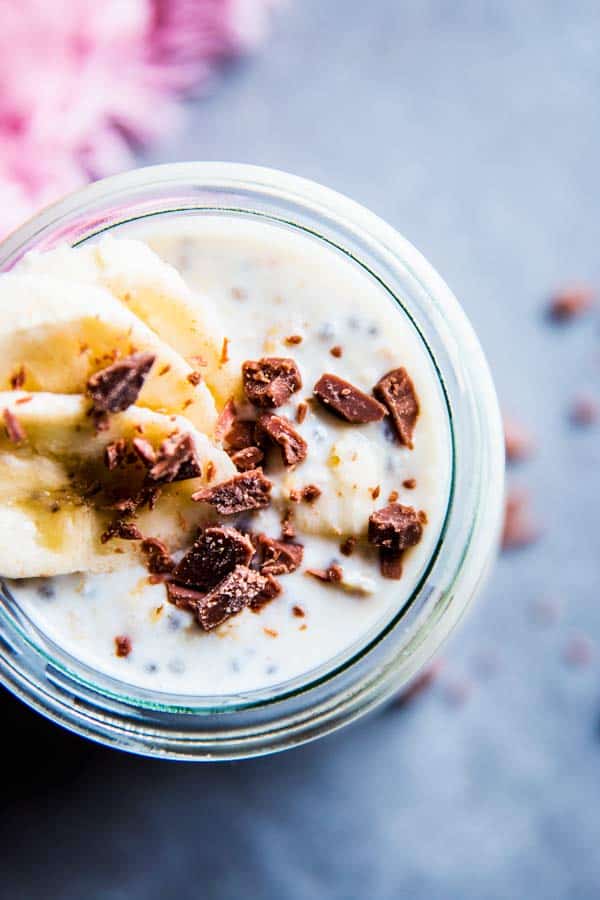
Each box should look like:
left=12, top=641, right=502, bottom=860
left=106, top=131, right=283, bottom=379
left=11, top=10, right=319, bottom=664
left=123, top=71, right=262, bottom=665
left=1, top=2, right=599, bottom=897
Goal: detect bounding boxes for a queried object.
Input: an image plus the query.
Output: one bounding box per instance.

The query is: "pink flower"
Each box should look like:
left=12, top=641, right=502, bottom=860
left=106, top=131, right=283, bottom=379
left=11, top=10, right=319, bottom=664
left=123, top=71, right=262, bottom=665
left=0, top=0, right=278, bottom=238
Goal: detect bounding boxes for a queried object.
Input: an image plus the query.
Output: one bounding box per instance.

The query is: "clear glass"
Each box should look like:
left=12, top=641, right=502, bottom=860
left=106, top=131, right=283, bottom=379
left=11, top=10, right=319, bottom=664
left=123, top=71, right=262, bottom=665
left=0, top=163, right=504, bottom=759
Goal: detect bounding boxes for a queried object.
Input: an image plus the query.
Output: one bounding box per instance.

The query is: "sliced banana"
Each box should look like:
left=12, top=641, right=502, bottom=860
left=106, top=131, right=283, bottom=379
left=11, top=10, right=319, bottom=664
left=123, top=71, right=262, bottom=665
left=0, top=392, right=235, bottom=578
left=17, top=237, right=241, bottom=405
left=0, top=273, right=217, bottom=434
left=282, top=431, right=382, bottom=537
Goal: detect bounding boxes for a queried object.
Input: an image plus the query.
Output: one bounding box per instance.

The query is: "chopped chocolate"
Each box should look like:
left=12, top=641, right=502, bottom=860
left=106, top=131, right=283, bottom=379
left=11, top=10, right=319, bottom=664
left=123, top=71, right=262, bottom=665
left=548, top=285, right=594, bottom=322
left=173, top=526, right=254, bottom=591
left=289, top=484, right=322, bottom=504
left=249, top=573, right=282, bottom=611
left=158, top=364, right=171, bottom=376
left=285, top=334, right=303, bottom=345
left=305, top=563, right=343, bottom=584
left=3, top=408, right=25, bottom=443
left=296, top=401, right=308, bottom=424
left=388, top=490, right=399, bottom=502
left=504, top=418, right=535, bottom=462
left=563, top=633, right=594, bottom=667
left=340, top=536, right=356, bottom=556
left=313, top=373, right=386, bottom=424
left=192, top=468, right=272, bottom=515
left=226, top=420, right=257, bottom=452
left=132, top=436, right=157, bottom=466
left=10, top=365, right=26, bottom=389
left=402, top=479, right=416, bottom=490
left=281, top=509, right=296, bottom=540
left=101, top=519, right=144, bottom=543
left=104, top=438, right=127, bottom=471
left=374, top=368, right=419, bottom=449
left=292, top=605, right=306, bottom=618
left=242, top=357, right=302, bottom=408
left=368, top=503, right=423, bottom=552
left=147, top=433, right=202, bottom=484
left=87, top=351, right=156, bottom=414
left=370, top=485, right=381, bottom=500
left=379, top=549, right=404, bottom=580
left=330, top=345, right=343, bottom=358
left=114, top=635, right=132, bottom=658
left=230, top=445, right=264, bottom=472
left=215, top=398, right=237, bottom=442
left=263, top=627, right=278, bottom=638
left=569, top=395, right=598, bottom=427
left=257, top=534, right=304, bottom=576
left=256, top=412, right=308, bottom=466
left=141, top=537, right=175, bottom=574
left=187, top=371, right=202, bottom=386
left=502, top=488, right=539, bottom=550
left=196, top=565, right=269, bottom=630
left=166, top=582, right=205, bottom=614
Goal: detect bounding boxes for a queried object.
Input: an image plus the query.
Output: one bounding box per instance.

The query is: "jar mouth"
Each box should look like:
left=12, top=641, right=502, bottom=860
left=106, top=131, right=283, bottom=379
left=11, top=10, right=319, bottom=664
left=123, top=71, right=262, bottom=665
left=0, top=163, right=503, bottom=757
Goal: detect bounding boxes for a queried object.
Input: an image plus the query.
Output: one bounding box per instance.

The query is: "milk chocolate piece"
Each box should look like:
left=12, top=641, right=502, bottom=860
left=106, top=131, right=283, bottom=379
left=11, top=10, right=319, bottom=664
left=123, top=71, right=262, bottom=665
left=192, top=468, right=272, bottom=514
left=256, top=412, right=308, bottom=466
left=2, top=408, right=25, bottom=443
left=147, top=433, right=202, bottom=484
left=101, top=519, right=144, bottom=543
left=104, top=439, right=127, bottom=471
left=374, top=368, right=419, bottom=449
left=215, top=398, right=237, bottom=442
left=243, top=357, right=302, bottom=408
left=87, top=352, right=155, bottom=413
left=368, top=503, right=423, bottom=552
left=379, top=549, right=404, bottom=580
left=257, top=534, right=304, bottom=576
left=249, top=573, right=282, bottom=611
left=166, top=582, right=206, bottom=613
left=305, top=563, right=343, bottom=584
left=196, top=565, right=270, bottom=630
left=313, top=373, right=386, bottom=424
left=132, top=437, right=157, bottom=467
left=173, top=526, right=254, bottom=591
left=230, top=445, right=264, bottom=471
left=114, top=635, right=132, bottom=658
left=141, top=537, right=175, bottom=574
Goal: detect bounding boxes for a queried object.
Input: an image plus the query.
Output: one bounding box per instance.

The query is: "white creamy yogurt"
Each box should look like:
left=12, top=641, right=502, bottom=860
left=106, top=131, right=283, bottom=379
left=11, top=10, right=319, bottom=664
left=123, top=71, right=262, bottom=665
left=7, top=216, right=452, bottom=696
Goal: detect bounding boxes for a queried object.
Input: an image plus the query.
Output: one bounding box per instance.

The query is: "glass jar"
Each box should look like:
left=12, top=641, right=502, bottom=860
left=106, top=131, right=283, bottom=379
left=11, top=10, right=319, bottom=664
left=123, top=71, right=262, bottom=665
left=0, top=163, right=504, bottom=760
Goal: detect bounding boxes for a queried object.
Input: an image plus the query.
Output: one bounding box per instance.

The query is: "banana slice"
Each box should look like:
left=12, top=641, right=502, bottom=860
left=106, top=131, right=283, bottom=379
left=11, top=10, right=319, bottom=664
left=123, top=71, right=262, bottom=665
left=282, top=431, right=382, bottom=537
left=0, top=392, right=235, bottom=578
left=0, top=273, right=217, bottom=434
left=17, top=237, right=241, bottom=405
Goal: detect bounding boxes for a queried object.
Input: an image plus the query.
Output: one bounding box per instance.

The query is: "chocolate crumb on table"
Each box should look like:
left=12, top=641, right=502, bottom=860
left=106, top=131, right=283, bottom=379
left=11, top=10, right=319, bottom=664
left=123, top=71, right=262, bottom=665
left=242, top=357, right=302, bottom=408
left=192, top=468, right=272, bottom=514
left=563, top=633, right=594, bottom=668
left=147, top=433, right=202, bottom=484
left=172, top=526, right=255, bottom=591
left=3, top=408, right=25, bottom=443
left=502, top=488, right=539, bottom=550
left=569, top=395, right=599, bottom=427
left=114, top=635, right=132, bottom=658
left=305, top=563, right=343, bottom=584
left=256, top=412, right=308, bottom=466
left=504, top=417, right=535, bottom=462
left=313, top=373, right=386, bottom=424
left=87, top=351, right=156, bottom=414
left=374, top=367, right=419, bottom=449
left=547, top=284, right=595, bottom=322
left=140, top=537, right=175, bottom=574
left=390, top=660, right=443, bottom=709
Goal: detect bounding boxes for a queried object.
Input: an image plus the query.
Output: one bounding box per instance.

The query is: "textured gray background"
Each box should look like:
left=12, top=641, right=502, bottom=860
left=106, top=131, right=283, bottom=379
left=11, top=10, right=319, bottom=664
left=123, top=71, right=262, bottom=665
left=2, top=2, right=600, bottom=897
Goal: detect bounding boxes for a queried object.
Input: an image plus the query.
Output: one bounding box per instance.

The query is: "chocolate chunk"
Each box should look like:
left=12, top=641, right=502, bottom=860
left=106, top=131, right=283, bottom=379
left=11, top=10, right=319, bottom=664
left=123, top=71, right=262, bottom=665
left=114, top=635, right=132, bottom=658
left=243, top=357, right=302, bottom=408
left=330, top=345, right=343, bottom=358
left=368, top=503, right=423, bottom=552
left=187, top=371, right=202, bottom=386
left=257, top=534, right=304, bottom=576
left=230, top=445, right=264, bottom=471
left=340, top=536, right=356, bottom=556
left=290, top=484, right=322, bottom=504
left=285, top=334, right=303, bottom=345
left=292, top=605, right=306, bottom=618
left=249, top=573, right=282, bottom=611
left=141, top=537, right=175, bottom=574
left=374, top=368, right=419, bottom=449
left=215, top=398, right=237, bottom=442
left=281, top=509, right=296, bottom=540
left=87, top=352, right=156, bottom=413
left=10, top=365, right=26, bottom=389
left=226, top=420, right=257, bottom=452
left=132, top=437, right=157, bottom=466
left=313, top=373, right=386, bottom=424
left=173, top=526, right=255, bottom=591
left=256, top=412, right=307, bottom=466
left=502, top=488, right=539, bottom=550
left=305, top=564, right=343, bottom=584
left=147, top=433, right=202, bottom=484
left=3, top=408, right=25, bottom=443
left=166, top=582, right=206, bottom=613
left=548, top=285, right=594, bottom=322
left=196, top=565, right=269, bottom=630
left=192, top=468, right=272, bottom=515
left=104, top=438, right=127, bottom=471
left=402, top=479, right=416, bottom=490
left=101, top=519, right=144, bottom=543
left=379, top=549, right=404, bottom=580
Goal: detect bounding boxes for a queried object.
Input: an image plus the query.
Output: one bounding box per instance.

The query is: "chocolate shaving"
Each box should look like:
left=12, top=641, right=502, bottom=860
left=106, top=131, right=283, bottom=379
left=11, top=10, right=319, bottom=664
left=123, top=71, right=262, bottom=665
left=87, top=351, right=156, bottom=414
left=192, top=468, right=272, bottom=515
left=313, top=373, right=386, bottom=424
left=2, top=408, right=25, bottom=443
left=368, top=503, right=424, bottom=552
left=569, top=396, right=598, bottom=427
left=230, top=445, right=264, bottom=471
left=147, top=433, right=202, bottom=484
left=114, top=635, right=132, bottom=658
left=256, top=412, right=307, bottom=466
left=257, top=534, right=304, bottom=576
left=243, top=357, right=302, bottom=408
left=305, top=564, right=343, bottom=584
left=374, top=368, right=419, bottom=449
left=141, top=538, right=175, bottom=574
left=132, top=437, right=156, bottom=466
left=101, top=519, right=144, bottom=543
left=104, top=439, right=127, bottom=471
left=172, top=526, right=254, bottom=591
left=10, top=365, right=26, bottom=389
left=195, top=565, right=270, bottom=630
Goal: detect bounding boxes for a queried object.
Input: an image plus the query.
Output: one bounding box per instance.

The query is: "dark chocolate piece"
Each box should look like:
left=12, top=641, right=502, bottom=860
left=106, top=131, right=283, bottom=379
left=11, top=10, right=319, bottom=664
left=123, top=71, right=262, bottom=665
left=569, top=396, right=598, bottom=427
left=192, top=468, right=272, bottom=515
left=243, top=357, right=302, bottom=408
left=502, top=489, right=539, bottom=550
left=379, top=549, right=404, bottom=580
left=256, top=412, right=308, bottom=466
left=257, top=534, right=304, bottom=576
left=196, top=565, right=269, bottom=630
left=104, top=438, right=127, bottom=471
left=374, top=368, right=419, bottom=449
left=368, top=503, right=423, bottom=552
left=114, top=635, right=132, bottom=658
left=305, top=563, right=343, bottom=584
left=173, top=526, right=254, bottom=591
left=230, top=445, right=264, bottom=471
left=504, top=418, right=535, bottom=463
left=3, top=408, right=25, bottom=443
left=141, top=537, right=175, bottom=574
left=101, top=519, right=144, bottom=543
left=313, top=373, right=385, bottom=424
left=87, top=351, right=156, bottom=413
left=147, top=433, right=202, bottom=484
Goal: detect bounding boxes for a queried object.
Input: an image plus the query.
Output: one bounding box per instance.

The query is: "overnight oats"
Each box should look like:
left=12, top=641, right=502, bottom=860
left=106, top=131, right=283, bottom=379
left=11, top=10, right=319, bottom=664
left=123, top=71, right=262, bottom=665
left=0, top=164, right=503, bottom=758
left=1, top=218, right=450, bottom=695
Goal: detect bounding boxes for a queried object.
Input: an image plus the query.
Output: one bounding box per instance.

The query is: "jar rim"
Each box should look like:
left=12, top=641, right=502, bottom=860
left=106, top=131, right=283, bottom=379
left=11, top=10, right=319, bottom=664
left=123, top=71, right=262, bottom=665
left=0, top=162, right=504, bottom=759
